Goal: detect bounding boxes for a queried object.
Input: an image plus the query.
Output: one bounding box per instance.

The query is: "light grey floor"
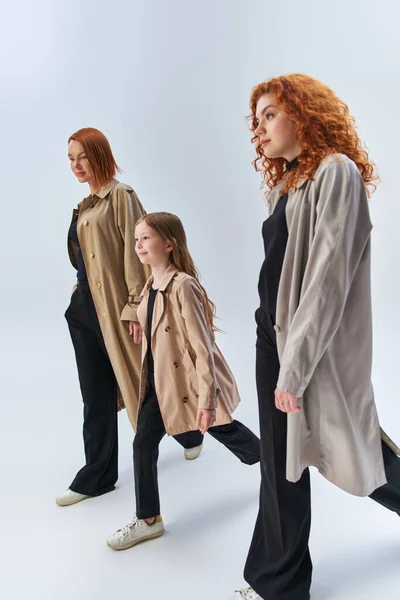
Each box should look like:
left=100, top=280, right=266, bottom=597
left=2, top=323, right=399, bottom=600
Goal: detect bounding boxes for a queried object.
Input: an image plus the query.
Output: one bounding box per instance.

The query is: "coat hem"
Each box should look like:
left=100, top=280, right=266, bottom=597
left=287, top=462, right=387, bottom=497
left=165, top=416, right=233, bottom=437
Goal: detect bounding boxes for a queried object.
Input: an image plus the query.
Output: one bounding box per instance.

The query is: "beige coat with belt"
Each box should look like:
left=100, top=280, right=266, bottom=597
left=136, top=267, right=240, bottom=435
left=270, top=153, right=399, bottom=496
left=68, top=178, right=149, bottom=428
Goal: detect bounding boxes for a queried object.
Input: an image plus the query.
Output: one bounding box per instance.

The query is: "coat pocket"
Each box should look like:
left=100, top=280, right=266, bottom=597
left=181, top=348, right=199, bottom=395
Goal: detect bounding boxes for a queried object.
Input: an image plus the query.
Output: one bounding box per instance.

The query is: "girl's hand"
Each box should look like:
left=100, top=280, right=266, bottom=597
left=129, top=321, right=143, bottom=345
left=196, top=408, right=216, bottom=434
left=274, top=388, right=302, bottom=413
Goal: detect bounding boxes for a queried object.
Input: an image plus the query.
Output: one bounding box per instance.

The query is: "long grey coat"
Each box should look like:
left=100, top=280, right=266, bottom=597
left=270, top=153, right=397, bottom=496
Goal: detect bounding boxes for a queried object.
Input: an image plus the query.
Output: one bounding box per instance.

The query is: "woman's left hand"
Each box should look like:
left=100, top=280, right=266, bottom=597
left=275, top=388, right=302, bottom=413
left=129, top=321, right=143, bottom=344
left=196, top=408, right=216, bottom=434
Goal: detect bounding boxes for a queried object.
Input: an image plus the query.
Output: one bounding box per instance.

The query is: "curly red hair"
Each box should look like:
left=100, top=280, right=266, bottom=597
left=249, top=74, right=378, bottom=196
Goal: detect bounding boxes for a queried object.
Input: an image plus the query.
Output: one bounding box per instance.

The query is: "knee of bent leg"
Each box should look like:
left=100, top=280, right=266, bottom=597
left=133, top=424, right=157, bottom=455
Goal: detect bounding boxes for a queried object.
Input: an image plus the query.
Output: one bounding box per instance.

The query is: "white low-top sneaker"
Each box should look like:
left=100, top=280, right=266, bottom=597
left=230, top=587, right=262, bottom=599
left=184, top=443, right=203, bottom=460
left=106, top=515, right=164, bottom=550
left=56, top=489, right=90, bottom=506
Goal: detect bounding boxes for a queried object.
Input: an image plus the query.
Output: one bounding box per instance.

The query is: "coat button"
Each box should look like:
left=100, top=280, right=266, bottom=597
left=89, top=253, right=95, bottom=258
left=173, top=362, right=178, bottom=368
left=83, top=220, right=89, bottom=226
left=182, top=397, right=188, bottom=403
left=95, top=282, right=102, bottom=288
left=273, top=324, right=281, bottom=332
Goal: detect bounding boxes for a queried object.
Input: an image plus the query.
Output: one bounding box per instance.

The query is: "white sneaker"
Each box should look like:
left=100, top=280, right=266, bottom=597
left=184, top=443, right=203, bottom=460
left=106, top=515, right=164, bottom=550
left=56, top=489, right=90, bottom=506
left=230, top=587, right=262, bottom=599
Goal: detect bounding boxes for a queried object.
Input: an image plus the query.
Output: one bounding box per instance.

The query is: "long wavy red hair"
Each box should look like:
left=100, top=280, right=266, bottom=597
left=249, top=74, right=378, bottom=196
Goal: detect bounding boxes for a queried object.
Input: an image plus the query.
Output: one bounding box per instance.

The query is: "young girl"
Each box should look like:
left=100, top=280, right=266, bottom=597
left=232, top=74, right=400, bottom=600
left=106, top=212, right=260, bottom=550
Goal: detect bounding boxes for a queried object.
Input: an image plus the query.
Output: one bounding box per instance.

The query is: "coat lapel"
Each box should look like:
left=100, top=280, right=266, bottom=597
left=151, top=265, right=179, bottom=337
left=138, top=265, right=179, bottom=341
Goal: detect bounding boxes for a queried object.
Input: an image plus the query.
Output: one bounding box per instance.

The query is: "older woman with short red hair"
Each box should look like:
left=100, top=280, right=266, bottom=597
left=56, top=128, right=203, bottom=507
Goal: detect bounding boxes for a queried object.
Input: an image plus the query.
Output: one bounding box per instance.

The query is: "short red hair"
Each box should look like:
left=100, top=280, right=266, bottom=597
left=249, top=74, right=378, bottom=196
left=68, top=127, right=121, bottom=188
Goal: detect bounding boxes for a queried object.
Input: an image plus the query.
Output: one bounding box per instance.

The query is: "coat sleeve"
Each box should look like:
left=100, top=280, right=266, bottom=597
left=177, top=278, right=219, bottom=410
left=116, top=186, right=150, bottom=322
left=277, top=158, right=373, bottom=398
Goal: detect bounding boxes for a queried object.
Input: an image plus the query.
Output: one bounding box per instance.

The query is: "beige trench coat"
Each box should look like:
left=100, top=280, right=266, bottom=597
left=270, top=153, right=399, bottom=496
left=68, top=178, right=149, bottom=428
left=136, top=267, right=240, bottom=435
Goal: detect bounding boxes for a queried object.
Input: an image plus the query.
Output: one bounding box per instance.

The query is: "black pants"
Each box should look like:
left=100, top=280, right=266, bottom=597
left=133, top=387, right=261, bottom=519
left=65, top=281, right=203, bottom=497
left=244, top=308, right=400, bottom=600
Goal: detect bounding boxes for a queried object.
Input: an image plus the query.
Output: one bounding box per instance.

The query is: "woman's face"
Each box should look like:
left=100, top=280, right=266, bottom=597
left=254, top=94, right=301, bottom=162
left=68, top=139, right=96, bottom=186
left=135, top=221, right=172, bottom=268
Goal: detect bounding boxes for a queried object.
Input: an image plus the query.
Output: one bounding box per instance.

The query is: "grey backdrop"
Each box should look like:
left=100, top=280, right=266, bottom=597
left=1, top=1, right=399, bottom=599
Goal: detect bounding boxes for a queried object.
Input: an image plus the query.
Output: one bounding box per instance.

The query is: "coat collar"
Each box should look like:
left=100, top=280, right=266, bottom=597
left=94, top=178, right=119, bottom=199
left=140, top=264, right=180, bottom=297
left=138, top=266, right=180, bottom=342
left=80, top=178, right=119, bottom=205
left=159, top=265, right=180, bottom=291
left=266, top=171, right=310, bottom=214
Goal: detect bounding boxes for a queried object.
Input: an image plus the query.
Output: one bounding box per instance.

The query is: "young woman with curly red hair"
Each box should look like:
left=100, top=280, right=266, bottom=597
left=232, top=74, right=400, bottom=600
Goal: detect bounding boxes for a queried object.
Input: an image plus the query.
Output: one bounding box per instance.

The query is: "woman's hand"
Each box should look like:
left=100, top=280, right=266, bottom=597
left=129, top=321, right=143, bottom=345
left=196, top=408, right=216, bottom=434
left=275, top=388, right=302, bottom=413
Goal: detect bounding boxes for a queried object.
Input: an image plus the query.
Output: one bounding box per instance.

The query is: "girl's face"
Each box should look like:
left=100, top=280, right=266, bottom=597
left=254, top=94, right=301, bottom=162
left=135, top=221, right=172, bottom=268
left=68, top=139, right=96, bottom=186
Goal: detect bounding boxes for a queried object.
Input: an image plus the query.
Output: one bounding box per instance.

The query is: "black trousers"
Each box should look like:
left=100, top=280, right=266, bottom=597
left=244, top=308, right=400, bottom=600
left=65, top=281, right=203, bottom=497
left=133, top=387, right=261, bottom=519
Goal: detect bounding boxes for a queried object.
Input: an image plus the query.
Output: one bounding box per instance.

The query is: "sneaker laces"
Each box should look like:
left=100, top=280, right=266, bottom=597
left=118, top=516, right=144, bottom=538
left=235, top=588, right=259, bottom=599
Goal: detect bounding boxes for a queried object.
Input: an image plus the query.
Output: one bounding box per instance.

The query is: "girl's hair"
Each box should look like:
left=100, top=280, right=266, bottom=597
left=68, top=127, right=121, bottom=189
left=136, top=212, right=219, bottom=332
left=249, top=73, right=378, bottom=196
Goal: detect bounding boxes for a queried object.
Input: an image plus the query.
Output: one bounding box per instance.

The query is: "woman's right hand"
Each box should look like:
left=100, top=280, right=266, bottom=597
left=129, top=321, right=143, bottom=345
